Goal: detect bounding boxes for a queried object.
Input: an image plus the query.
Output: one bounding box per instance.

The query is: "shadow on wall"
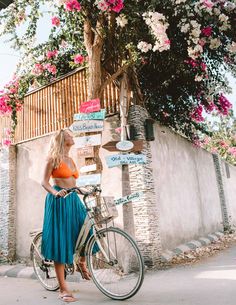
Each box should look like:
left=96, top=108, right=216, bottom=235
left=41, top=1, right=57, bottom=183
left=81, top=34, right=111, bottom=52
left=16, top=138, right=50, bottom=259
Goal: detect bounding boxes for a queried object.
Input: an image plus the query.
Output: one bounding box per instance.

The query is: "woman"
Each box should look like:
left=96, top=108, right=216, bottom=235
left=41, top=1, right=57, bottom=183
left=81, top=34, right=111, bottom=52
left=41, top=128, right=91, bottom=302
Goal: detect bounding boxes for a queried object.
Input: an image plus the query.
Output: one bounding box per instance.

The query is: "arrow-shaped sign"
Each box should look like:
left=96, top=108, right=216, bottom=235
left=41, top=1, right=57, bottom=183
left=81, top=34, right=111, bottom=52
left=115, top=192, right=144, bottom=205
left=102, top=140, right=143, bottom=152
left=80, top=98, right=101, bottom=113
left=74, top=109, right=106, bottom=121
left=74, top=134, right=101, bottom=148
left=70, top=120, right=104, bottom=133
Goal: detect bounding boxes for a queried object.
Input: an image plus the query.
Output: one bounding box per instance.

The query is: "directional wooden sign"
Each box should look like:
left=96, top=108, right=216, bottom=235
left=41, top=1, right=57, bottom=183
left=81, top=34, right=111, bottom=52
left=102, top=140, right=143, bottom=152
left=74, top=109, right=106, bottom=121
left=116, top=140, right=134, bottom=151
left=80, top=98, right=101, bottom=113
left=80, top=164, right=97, bottom=173
left=115, top=192, right=144, bottom=205
left=74, top=134, right=101, bottom=148
left=105, top=154, right=147, bottom=168
left=70, top=120, right=104, bottom=133
left=77, top=146, right=94, bottom=158
left=76, top=174, right=101, bottom=187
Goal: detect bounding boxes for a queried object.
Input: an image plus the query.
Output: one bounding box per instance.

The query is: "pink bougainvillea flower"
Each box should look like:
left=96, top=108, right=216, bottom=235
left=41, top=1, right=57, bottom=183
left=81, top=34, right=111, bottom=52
left=4, top=77, right=18, bottom=88
left=164, top=39, right=171, bottom=45
left=5, top=128, right=12, bottom=137
left=65, top=0, right=81, bottom=11
left=15, top=100, right=23, bottom=111
left=200, top=62, right=207, bottom=71
left=204, top=101, right=215, bottom=113
left=51, top=16, right=60, bottom=27
left=46, top=50, right=58, bottom=59
left=9, top=87, right=17, bottom=94
left=31, top=63, right=44, bottom=76
left=201, top=26, right=212, bottom=37
left=216, top=94, right=232, bottom=115
left=193, top=139, right=202, bottom=148
left=185, top=58, right=198, bottom=68
left=112, top=0, right=124, bottom=13
left=228, top=147, right=236, bottom=157
left=97, top=0, right=109, bottom=11
left=44, top=63, right=57, bottom=75
left=49, top=65, right=57, bottom=75
left=203, top=0, right=214, bottom=8
left=219, top=140, right=229, bottom=148
left=190, top=105, right=205, bottom=122
left=2, top=138, right=12, bottom=147
left=97, top=0, right=124, bottom=13
left=74, top=54, right=85, bottom=64
left=0, top=95, right=12, bottom=115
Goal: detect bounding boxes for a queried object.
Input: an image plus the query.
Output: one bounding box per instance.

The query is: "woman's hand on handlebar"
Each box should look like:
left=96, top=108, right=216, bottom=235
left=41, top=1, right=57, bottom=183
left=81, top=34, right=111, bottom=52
left=55, top=189, right=68, bottom=198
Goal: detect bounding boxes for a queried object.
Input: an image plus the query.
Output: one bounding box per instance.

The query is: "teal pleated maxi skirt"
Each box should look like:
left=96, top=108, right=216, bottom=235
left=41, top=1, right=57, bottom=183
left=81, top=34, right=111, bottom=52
left=41, top=186, right=92, bottom=264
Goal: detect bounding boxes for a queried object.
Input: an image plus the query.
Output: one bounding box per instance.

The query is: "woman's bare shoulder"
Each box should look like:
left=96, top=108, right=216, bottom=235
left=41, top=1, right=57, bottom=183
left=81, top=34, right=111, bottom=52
left=45, top=157, right=54, bottom=168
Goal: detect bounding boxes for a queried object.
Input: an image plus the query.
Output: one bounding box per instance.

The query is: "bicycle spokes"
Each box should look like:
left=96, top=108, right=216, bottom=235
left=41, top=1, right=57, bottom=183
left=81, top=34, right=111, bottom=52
left=87, top=227, right=144, bottom=300
left=31, top=233, right=59, bottom=291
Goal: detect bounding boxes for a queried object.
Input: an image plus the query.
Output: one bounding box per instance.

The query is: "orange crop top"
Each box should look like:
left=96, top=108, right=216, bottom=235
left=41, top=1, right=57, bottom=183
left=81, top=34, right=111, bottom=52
left=51, top=161, right=79, bottom=179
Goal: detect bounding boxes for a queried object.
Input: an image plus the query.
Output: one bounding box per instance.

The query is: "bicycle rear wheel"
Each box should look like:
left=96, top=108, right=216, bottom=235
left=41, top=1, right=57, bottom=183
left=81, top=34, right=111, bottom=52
left=86, top=227, right=144, bottom=300
left=31, top=232, right=59, bottom=291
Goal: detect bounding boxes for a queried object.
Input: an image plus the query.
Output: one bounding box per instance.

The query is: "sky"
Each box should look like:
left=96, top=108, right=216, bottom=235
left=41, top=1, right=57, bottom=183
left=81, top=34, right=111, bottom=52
left=0, top=11, right=236, bottom=117
left=0, top=7, right=52, bottom=88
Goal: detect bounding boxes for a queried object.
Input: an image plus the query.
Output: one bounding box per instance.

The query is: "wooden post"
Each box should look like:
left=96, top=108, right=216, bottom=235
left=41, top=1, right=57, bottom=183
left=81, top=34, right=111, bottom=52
left=120, top=74, right=135, bottom=237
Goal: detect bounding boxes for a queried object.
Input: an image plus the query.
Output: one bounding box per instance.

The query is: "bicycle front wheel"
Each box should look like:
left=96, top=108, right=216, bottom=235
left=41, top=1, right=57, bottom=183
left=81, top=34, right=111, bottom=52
left=86, top=227, right=144, bottom=300
left=31, top=232, right=59, bottom=291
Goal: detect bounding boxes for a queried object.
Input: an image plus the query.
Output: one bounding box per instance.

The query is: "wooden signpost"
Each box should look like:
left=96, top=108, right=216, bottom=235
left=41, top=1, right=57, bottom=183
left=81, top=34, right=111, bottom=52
left=116, top=140, right=134, bottom=151
left=102, top=140, right=144, bottom=152
left=70, top=120, right=104, bottom=133
left=74, top=134, right=101, bottom=148
left=76, top=173, right=101, bottom=187
left=77, top=146, right=94, bottom=158
left=79, top=98, right=101, bottom=113
left=105, top=154, right=147, bottom=168
left=74, top=109, right=106, bottom=121
left=80, top=164, right=97, bottom=173
left=114, top=192, right=143, bottom=205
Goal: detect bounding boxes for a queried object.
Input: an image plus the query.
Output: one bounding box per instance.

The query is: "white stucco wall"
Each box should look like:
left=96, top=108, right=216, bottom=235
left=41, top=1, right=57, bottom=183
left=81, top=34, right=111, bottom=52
left=15, top=117, right=235, bottom=259
left=15, top=115, right=123, bottom=259
left=150, top=124, right=223, bottom=251
left=224, top=162, right=236, bottom=225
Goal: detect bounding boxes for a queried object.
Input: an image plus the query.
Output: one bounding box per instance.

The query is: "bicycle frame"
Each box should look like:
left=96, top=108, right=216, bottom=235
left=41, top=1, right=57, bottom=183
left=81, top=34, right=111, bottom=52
left=30, top=187, right=145, bottom=299
left=74, top=199, right=116, bottom=263
left=29, top=231, right=44, bottom=261
left=30, top=190, right=117, bottom=266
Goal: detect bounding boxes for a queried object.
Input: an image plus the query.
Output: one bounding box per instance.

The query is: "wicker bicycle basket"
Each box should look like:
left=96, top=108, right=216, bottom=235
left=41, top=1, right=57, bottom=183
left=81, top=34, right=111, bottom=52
left=88, top=195, right=118, bottom=224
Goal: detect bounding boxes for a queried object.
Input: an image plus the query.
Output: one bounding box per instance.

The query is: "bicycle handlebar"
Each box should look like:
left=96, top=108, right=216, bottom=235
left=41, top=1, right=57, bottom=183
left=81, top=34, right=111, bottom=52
left=56, top=185, right=101, bottom=198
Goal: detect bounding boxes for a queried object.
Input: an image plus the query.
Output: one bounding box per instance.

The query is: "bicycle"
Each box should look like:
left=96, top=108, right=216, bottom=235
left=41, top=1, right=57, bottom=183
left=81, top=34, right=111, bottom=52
left=30, top=186, right=145, bottom=300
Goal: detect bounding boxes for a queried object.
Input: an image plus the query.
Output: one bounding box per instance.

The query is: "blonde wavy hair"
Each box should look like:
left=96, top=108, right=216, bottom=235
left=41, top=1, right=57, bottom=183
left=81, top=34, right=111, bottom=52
left=47, top=129, right=68, bottom=168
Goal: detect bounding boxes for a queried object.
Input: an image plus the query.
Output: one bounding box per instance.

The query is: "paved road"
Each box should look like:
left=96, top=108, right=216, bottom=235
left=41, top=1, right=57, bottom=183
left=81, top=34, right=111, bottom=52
left=1, top=243, right=236, bottom=305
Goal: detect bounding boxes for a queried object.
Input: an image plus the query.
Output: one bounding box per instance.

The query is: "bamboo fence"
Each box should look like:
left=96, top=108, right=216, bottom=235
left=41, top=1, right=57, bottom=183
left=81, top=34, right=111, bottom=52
left=0, top=68, right=120, bottom=144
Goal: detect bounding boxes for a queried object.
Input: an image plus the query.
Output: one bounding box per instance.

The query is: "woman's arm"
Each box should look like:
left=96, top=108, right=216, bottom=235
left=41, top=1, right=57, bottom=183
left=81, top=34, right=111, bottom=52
left=41, top=159, right=58, bottom=195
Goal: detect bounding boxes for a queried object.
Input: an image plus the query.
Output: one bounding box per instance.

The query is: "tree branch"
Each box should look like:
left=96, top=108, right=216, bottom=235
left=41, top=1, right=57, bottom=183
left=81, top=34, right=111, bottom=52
left=84, top=18, right=93, bottom=50
left=100, top=64, right=130, bottom=95
left=94, top=15, right=104, bottom=48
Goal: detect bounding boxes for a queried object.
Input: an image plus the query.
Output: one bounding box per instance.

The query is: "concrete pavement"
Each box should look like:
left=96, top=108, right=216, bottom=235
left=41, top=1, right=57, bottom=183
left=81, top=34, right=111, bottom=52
left=1, top=242, right=236, bottom=305
left=0, top=230, right=225, bottom=278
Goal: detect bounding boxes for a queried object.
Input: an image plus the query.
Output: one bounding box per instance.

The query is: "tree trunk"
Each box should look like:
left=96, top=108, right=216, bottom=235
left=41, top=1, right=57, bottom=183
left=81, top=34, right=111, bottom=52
left=87, top=45, right=103, bottom=100
left=84, top=17, right=104, bottom=100
left=83, top=17, right=104, bottom=173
